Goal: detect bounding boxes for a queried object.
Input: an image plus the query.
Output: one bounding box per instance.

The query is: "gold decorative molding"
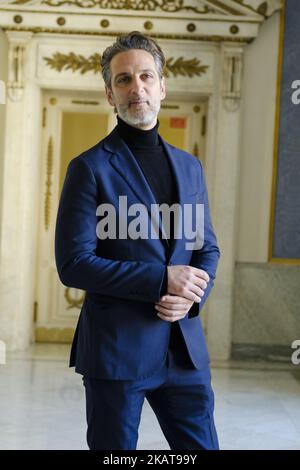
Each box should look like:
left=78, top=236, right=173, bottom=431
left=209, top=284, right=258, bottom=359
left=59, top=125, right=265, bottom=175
left=6, top=0, right=282, bottom=18
left=187, top=22, right=196, bottom=32
left=213, top=0, right=282, bottom=17
left=56, top=16, right=66, bottom=25
left=44, top=136, right=53, bottom=231
left=42, top=106, right=47, bottom=127
left=3, top=27, right=254, bottom=43
left=193, top=142, right=199, bottom=158
left=268, top=1, right=283, bottom=263
left=232, top=0, right=278, bottom=17
left=268, top=1, right=286, bottom=263
left=13, top=14, right=23, bottom=23
left=44, top=51, right=102, bottom=74
left=164, top=56, right=208, bottom=78
left=144, top=20, right=153, bottom=30
left=71, top=99, right=99, bottom=104
left=65, top=287, right=85, bottom=309
left=209, top=0, right=246, bottom=15
left=100, top=18, right=109, bottom=27
left=7, top=32, right=33, bottom=102
left=33, top=301, right=38, bottom=322
left=222, top=47, right=243, bottom=110
left=230, top=24, right=239, bottom=34
left=161, top=104, right=179, bottom=109
left=35, top=0, right=216, bottom=14
left=35, top=326, right=75, bottom=343
left=201, top=115, right=206, bottom=136
left=44, top=51, right=209, bottom=78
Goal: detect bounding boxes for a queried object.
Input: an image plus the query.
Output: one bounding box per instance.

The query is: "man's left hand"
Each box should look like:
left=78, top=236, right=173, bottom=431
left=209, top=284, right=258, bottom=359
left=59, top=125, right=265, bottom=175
left=155, top=294, right=194, bottom=322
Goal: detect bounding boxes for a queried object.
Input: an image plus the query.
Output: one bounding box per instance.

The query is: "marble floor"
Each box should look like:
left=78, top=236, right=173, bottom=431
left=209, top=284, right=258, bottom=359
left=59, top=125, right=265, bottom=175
left=1, top=344, right=300, bottom=450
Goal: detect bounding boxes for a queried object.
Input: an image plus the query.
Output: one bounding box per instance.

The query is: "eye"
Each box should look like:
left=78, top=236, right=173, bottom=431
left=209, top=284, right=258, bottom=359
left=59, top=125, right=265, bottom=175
left=116, top=76, right=131, bottom=85
left=141, top=73, right=153, bottom=80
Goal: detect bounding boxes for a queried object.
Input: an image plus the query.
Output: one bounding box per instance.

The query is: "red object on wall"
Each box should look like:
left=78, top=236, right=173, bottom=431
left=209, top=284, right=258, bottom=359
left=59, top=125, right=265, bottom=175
left=170, top=117, right=187, bottom=129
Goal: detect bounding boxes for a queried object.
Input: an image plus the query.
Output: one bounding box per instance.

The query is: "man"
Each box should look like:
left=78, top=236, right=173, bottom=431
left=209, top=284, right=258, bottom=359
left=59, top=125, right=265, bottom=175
left=55, top=31, right=220, bottom=450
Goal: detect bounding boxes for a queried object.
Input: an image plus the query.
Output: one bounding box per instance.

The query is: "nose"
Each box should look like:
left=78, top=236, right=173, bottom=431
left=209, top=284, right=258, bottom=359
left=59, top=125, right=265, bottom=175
left=130, top=75, right=145, bottom=96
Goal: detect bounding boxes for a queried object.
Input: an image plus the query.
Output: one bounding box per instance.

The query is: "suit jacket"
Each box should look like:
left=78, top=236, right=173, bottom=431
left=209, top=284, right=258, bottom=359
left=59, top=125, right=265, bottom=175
left=55, top=126, right=220, bottom=380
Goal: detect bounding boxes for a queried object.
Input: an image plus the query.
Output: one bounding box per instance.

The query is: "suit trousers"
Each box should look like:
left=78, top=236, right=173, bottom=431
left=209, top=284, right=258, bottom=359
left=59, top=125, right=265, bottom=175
left=82, top=332, right=219, bottom=450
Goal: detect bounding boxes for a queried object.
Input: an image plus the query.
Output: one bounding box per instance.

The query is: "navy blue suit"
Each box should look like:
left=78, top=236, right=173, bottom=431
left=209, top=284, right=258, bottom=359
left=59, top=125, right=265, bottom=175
left=55, top=126, right=220, bottom=449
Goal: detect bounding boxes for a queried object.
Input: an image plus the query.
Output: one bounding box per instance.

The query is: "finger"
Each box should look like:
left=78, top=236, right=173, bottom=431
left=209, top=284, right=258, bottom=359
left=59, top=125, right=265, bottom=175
left=190, top=268, right=210, bottom=283
left=188, top=274, right=208, bottom=292
left=180, top=289, right=202, bottom=303
left=155, top=305, right=187, bottom=317
left=160, top=294, right=191, bottom=304
left=159, top=295, right=194, bottom=310
left=155, top=305, right=176, bottom=316
left=156, top=301, right=191, bottom=310
left=181, top=284, right=203, bottom=303
left=157, top=312, right=186, bottom=322
left=192, top=276, right=208, bottom=291
left=188, top=282, right=206, bottom=300
left=156, top=302, right=191, bottom=312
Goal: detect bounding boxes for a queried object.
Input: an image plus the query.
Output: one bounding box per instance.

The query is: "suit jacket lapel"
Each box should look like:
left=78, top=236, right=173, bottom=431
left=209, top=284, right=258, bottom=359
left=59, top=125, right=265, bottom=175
left=159, top=138, right=198, bottom=259
left=104, top=128, right=170, bottom=248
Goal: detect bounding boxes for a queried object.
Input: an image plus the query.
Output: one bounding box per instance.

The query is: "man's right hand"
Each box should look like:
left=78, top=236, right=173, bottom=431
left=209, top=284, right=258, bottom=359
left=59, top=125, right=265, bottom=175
left=167, top=265, right=209, bottom=303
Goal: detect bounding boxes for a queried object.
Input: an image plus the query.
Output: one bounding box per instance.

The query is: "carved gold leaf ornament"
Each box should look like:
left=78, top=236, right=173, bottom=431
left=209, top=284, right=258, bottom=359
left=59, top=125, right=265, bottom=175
left=44, top=51, right=102, bottom=73
left=40, top=0, right=216, bottom=14
left=232, top=1, right=269, bottom=16
left=44, top=51, right=208, bottom=77
left=8, top=0, right=281, bottom=17
left=164, top=56, right=208, bottom=78
left=11, top=1, right=33, bottom=4
left=65, top=287, right=85, bottom=309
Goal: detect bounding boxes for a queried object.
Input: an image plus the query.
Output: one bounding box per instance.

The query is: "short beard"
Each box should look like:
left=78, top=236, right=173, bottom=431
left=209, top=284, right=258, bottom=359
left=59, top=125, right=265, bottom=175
left=117, top=102, right=160, bottom=129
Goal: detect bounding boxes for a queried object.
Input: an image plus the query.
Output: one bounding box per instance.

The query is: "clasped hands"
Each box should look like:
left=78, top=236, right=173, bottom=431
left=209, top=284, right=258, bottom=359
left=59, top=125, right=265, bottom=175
left=155, top=265, right=209, bottom=323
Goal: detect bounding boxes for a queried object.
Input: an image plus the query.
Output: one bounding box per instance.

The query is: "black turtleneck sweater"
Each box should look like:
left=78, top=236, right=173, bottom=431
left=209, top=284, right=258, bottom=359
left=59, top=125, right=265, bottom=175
left=116, top=115, right=177, bottom=210
left=116, top=115, right=194, bottom=368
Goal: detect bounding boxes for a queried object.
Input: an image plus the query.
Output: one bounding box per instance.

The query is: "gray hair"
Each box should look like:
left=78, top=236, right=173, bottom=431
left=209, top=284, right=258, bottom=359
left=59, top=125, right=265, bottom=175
left=101, top=31, right=165, bottom=89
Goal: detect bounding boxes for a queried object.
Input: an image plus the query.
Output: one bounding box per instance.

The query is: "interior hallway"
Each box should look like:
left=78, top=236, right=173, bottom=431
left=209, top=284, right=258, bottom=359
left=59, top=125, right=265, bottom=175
left=1, top=344, right=299, bottom=450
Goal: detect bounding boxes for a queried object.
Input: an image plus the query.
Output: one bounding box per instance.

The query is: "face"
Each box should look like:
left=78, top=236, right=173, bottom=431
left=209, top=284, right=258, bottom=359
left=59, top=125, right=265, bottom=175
left=106, top=49, right=166, bottom=130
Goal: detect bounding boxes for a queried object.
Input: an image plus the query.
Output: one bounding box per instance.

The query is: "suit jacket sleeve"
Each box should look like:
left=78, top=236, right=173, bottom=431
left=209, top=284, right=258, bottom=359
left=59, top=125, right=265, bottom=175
left=187, top=159, right=220, bottom=318
left=55, top=157, right=166, bottom=303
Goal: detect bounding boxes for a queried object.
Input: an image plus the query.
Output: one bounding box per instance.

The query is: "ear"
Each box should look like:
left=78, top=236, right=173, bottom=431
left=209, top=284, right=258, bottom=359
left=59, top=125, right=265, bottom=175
left=160, top=77, right=166, bottom=101
left=106, top=86, right=115, bottom=108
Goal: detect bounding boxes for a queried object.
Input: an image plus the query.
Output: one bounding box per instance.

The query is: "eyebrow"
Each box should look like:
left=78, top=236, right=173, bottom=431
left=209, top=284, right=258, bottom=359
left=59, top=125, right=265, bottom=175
left=114, top=69, right=155, bottom=82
